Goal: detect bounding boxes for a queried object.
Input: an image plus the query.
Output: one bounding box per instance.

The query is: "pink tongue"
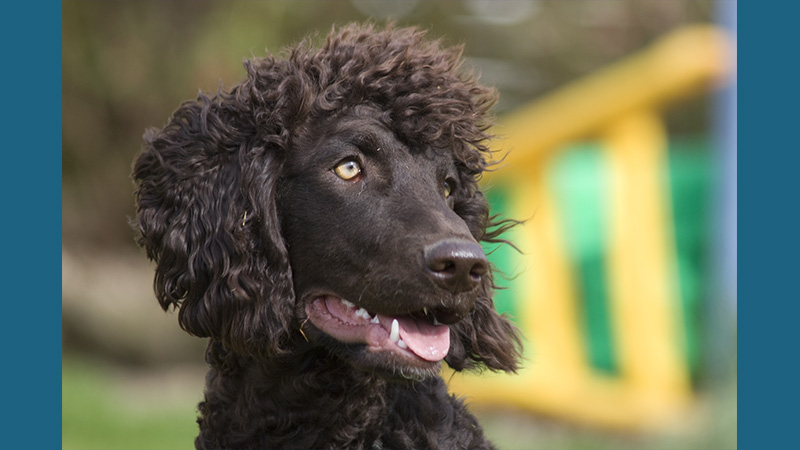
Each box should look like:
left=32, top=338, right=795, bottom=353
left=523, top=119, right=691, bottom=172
left=395, top=316, right=450, bottom=362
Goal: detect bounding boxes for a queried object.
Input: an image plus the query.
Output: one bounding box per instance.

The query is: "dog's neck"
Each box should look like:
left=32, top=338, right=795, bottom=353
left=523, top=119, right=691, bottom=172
left=196, top=338, right=444, bottom=449
left=194, top=339, right=494, bottom=449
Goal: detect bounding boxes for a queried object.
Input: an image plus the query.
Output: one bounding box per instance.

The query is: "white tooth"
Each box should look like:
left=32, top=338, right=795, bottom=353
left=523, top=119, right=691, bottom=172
left=355, top=308, right=369, bottom=319
left=389, top=319, right=400, bottom=343
left=397, top=339, right=408, bottom=349
left=432, top=317, right=441, bottom=326
left=341, top=299, right=356, bottom=308
left=371, top=315, right=380, bottom=324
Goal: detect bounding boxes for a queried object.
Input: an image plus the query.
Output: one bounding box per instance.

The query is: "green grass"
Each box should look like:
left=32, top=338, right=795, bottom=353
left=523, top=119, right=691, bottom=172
left=62, top=355, right=200, bottom=450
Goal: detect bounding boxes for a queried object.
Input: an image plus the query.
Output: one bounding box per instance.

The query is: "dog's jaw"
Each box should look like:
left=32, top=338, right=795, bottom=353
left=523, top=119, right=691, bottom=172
left=304, top=295, right=452, bottom=367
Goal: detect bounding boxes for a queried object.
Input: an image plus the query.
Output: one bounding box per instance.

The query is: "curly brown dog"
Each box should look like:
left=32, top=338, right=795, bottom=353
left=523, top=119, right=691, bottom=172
left=132, top=22, right=522, bottom=450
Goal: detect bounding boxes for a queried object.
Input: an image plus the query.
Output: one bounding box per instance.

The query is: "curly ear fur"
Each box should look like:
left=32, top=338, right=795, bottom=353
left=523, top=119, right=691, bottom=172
left=132, top=89, right=297, bottom=359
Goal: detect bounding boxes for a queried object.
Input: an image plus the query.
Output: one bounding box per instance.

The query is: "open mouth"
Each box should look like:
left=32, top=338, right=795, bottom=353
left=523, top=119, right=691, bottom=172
left=304, top=295, right=451, bottom=362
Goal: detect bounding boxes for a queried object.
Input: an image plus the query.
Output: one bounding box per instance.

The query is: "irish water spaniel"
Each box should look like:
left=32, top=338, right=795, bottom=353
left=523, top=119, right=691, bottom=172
left=132, top=22, right=522, bottom=450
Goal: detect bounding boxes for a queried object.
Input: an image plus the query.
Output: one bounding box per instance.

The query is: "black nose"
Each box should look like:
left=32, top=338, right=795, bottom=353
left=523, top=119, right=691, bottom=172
left=424, top=239, right=488, bottom=293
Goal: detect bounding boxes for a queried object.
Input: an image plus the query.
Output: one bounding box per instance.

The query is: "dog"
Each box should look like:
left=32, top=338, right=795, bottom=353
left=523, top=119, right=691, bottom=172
left=132, top=22, right=522, bottom=450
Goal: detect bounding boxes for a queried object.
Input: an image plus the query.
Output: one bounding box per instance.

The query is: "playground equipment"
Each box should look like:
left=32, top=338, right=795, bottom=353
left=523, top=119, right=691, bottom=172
left=446, top=25, right=733, bottom=430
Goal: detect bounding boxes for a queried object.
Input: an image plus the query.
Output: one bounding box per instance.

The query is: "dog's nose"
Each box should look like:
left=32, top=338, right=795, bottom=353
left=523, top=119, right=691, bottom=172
left=424, top=239, right=488, bottom=293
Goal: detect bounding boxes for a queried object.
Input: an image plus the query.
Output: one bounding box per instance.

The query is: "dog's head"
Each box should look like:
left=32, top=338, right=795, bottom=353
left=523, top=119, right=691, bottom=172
left=133, top=23, right=522, bottom=380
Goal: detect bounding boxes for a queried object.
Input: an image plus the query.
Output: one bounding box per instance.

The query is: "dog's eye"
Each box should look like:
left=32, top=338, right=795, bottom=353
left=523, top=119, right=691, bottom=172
left=333, top=159, right=362, bottom=181
left=443, top=179, right=454, bottom=198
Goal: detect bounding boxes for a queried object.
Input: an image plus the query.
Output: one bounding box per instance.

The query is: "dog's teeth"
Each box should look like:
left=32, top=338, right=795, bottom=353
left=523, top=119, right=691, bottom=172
left=423, top=307, right=429, bottom=316
left=389, top=319, right=399, bottom=343
left=432, top=317, right=441, bottom=326
left=370, top=315, right=380, bottom=324
left=341, top=299, right=356, bottom=308
left=397, top=339, right=408, bottom=349
left=355, top=308, right=370, bottom=319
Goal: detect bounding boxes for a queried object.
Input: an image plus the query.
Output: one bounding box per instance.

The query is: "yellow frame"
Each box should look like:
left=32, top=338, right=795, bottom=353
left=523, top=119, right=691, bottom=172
left=446, top=25, right=733, bottom=430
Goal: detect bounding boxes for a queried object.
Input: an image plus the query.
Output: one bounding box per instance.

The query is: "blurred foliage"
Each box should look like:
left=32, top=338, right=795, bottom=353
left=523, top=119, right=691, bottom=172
left=62, top=0, right=713, bottom=251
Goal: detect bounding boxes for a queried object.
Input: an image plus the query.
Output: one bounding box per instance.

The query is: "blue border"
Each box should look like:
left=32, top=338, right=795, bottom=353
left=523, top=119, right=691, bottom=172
left=1, top=2, right=62, bottom=447
left=2, top=0, right=775, bottom=448
left=738, top=0, right=794, bottom=448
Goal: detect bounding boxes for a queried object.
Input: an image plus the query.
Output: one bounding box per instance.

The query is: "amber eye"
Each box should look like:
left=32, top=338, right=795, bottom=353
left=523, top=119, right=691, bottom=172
left=334, top=159, right=362, bottom=181
left=443, top=179, right=453, bottom=198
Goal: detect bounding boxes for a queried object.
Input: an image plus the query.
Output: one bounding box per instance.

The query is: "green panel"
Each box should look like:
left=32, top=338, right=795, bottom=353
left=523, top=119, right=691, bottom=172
left=549, top=143, right=618, bottom=375
left=666, top=136, right=713, bottom=381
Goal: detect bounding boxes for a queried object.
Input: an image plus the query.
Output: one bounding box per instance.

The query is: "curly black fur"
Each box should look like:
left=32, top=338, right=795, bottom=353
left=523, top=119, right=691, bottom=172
left=133, top=23, right=522, bottom=450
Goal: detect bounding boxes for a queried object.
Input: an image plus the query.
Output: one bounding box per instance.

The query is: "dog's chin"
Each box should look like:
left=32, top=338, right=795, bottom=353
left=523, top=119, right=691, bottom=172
left=303, top=295, right=451, bottom=381
left=336, top=343, right=443, bottom=382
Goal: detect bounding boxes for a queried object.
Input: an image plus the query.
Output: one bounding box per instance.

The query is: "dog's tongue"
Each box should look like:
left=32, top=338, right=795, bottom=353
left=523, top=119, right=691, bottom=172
left=395, top=316, right=450, bottom=362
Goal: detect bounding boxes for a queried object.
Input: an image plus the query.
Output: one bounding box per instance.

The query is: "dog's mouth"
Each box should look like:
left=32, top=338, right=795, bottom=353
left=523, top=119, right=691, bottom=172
left=305, top=295, right=450, bottom=362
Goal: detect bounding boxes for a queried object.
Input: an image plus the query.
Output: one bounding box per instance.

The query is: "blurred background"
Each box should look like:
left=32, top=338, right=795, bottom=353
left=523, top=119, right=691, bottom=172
left=62, top=1, right=737, bottom=449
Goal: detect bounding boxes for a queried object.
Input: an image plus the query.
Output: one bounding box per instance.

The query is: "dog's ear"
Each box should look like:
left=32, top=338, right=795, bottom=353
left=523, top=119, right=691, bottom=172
left=132, top=92, right=295, bottom=358
left=446, top=284, right=523, bottom=373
